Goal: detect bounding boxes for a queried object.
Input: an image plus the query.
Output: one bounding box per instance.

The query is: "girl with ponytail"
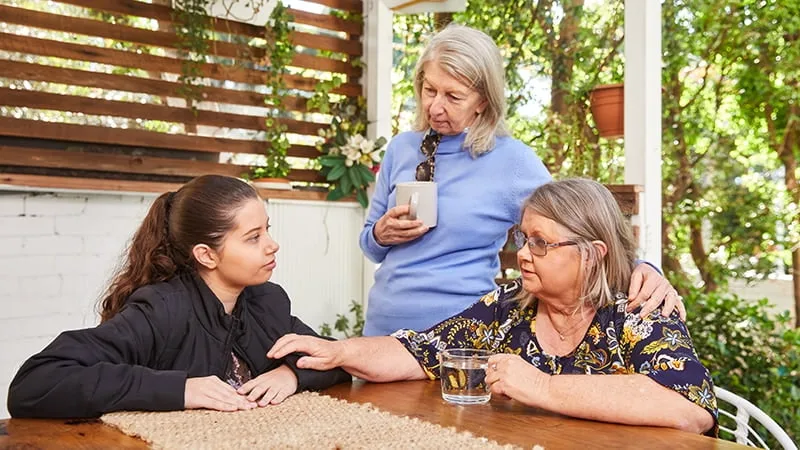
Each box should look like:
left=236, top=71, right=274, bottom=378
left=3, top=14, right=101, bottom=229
left=8, top=175, right=350, bottom=418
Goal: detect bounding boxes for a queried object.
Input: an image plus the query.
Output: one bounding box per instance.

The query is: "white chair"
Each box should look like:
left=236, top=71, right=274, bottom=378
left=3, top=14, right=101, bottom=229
left=714, top=386, right=797, bottom=449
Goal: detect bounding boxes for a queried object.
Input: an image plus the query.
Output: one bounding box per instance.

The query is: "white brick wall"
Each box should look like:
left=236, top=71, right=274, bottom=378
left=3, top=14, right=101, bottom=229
left=0, top=189, right=364, bottom=419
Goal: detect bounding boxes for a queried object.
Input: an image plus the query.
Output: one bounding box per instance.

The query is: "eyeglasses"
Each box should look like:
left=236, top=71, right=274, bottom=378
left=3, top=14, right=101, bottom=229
left=512, top=227, right=578, bottom=257
left=415, top=129, right=441, bottom=182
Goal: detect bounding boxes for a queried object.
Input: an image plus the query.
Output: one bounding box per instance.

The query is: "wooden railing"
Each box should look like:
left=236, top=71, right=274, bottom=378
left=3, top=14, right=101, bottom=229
left=497, top=184, right=642, bottom=284
left=0, top=0, right=363, bottom=199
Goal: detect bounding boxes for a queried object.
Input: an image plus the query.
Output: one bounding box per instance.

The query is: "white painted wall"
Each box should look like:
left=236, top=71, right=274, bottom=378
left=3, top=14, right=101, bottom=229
left=0, top=189, right=364, bottom=419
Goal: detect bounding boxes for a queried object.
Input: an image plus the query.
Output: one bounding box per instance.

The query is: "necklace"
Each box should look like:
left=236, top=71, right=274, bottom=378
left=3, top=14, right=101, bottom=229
left=550, top=313, right=591, bottom=341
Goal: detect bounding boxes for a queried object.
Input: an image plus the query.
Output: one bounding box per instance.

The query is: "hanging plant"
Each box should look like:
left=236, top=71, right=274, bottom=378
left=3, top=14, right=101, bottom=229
left=252, top=0, right=293, bottom=179
left=172, top=0, right=212, bottom=109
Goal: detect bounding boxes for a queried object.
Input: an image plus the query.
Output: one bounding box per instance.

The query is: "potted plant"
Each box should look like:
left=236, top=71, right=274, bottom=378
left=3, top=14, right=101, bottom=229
left=589, top=83, right=624, bottom=138
left=317, top=98, right=386, bottom=208
left=246, top=140, right=292, bottom=191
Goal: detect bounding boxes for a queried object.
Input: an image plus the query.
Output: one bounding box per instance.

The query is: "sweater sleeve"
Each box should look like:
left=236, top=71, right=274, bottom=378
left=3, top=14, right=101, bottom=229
left=358, top=136, right=397, bottom=263
left=7, top=288, right=187, bottom=418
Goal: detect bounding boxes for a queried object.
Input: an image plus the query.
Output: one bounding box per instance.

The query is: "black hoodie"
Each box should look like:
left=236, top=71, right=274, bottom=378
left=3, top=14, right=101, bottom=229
left=7, top=272, right=351, bottom=418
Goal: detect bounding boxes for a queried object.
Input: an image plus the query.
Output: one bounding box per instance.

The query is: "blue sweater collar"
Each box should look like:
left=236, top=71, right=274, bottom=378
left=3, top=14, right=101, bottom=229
left=433, top=130, right=468, bottom=155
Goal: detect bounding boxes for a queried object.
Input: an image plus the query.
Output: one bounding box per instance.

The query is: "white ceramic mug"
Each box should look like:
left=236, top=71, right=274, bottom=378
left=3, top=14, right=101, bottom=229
left=395, top=181, right=438, bottom=227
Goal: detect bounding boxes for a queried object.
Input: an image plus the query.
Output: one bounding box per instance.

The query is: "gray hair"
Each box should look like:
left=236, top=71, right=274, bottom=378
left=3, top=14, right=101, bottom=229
left=412, top=24, right=508, bottom=156
left=516, top=179, right=637, bottom=310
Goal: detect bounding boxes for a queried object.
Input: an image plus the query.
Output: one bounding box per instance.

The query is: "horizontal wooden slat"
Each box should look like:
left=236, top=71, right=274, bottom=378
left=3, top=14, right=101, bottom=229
left=54, top=0, right=363, bottom=37
left=0, top=145, right=247, bottom=177
left=0, top=117, right=324, bottom=157
left=0, top=33, right=362, bottom=97
left=310, top=0, right=363, bottom=13
left=606, top=184, right=641, bottom=215
left=499, top=250, right=517, bottom=270
left=57, top=0, right=362, bottom=54
left=0, top=147, right=323, bottom=182
left=0, top=4, right=361, bottom=77
left=0, top=88, right=327, bottom=136
left=288, top=8, right=362, bottom=35
left=0, top=172, right=182, bottom=193
left=0, top=60, right=320, bottom=112
left=0, top=172, right=344, bottom=202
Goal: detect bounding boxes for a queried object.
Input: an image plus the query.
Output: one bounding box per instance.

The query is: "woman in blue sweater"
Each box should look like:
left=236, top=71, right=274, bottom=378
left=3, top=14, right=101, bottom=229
left=360, top=24, right=683, bottom=336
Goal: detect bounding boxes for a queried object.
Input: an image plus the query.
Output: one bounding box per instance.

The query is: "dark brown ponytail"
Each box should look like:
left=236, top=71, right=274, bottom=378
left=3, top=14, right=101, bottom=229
left=99, top=175, right=260, bottom=322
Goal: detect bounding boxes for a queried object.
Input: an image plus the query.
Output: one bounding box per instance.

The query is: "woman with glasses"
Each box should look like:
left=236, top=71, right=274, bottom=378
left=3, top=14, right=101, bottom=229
left=359, top=23, right=683, bottom=336
left=270, top=179, right=717, bottom=434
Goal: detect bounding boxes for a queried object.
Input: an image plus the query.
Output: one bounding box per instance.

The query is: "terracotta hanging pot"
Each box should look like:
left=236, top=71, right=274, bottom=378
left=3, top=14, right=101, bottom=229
left=589, top=83, right=624, bottom=138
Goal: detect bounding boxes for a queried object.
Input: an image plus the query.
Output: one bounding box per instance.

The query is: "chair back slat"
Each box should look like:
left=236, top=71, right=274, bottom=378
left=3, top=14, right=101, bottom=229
left=714, top=386, right=797, bottom=450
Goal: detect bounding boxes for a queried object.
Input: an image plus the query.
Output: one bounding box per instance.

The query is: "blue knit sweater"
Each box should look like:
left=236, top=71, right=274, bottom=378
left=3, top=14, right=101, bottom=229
left=360, top=131, right=551, bottom=336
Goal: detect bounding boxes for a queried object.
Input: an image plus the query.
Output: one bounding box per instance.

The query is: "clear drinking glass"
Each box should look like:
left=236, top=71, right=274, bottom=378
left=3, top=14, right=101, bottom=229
left=439, top=348, right=493, bottom=405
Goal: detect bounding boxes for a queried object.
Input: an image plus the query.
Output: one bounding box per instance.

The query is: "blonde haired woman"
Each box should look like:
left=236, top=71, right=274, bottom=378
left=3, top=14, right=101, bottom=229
left=272, top=179, right=717, bottom=434
left=360, top=24, right=681, bottom=336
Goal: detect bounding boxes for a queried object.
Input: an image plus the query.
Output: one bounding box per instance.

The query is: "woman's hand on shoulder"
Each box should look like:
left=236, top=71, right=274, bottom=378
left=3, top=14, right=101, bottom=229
left=268, top=333, right=345, bottom=371
left=373, top=204, right=429, bottom=246
left=237, top=364, right=298, bottom=406
left=184, top=375, right=257, bottom=411
left=484, top=354, right=550, bottom=408
left=627, top=264, right=687, bottom=320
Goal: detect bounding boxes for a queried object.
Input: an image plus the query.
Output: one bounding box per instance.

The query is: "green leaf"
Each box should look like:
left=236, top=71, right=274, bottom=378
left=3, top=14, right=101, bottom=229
left=348, top=167, right=361, bottom=189
left=356, top=189, right=369, bottom=208
left=357, top=164, right=376, bottom=183
left=327, top=187, right=346, bottom=201
left=318, top=155, right=341, bottom=167
left=340, top=170, right=352, bottom=193
left=326, top=164, right=346, bottom=181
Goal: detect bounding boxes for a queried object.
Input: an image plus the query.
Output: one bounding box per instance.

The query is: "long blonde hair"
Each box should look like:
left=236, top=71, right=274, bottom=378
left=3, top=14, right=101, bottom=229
left=516, top=179, right=637, bottom=310
left=412, top=24, right=508, bottom=156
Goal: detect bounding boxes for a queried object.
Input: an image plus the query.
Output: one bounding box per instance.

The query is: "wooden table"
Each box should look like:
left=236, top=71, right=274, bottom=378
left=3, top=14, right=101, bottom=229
left=0, top=380, right=746, bottom=449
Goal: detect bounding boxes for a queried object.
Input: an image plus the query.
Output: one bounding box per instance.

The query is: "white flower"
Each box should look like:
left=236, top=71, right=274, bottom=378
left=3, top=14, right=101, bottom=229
left=348, top=134, right=365, bottom=147
left=371, top=151, right=382, bottom=162
left=359, top=139, right=374, bottom=154
left=345, top=159, right=353, bottom=167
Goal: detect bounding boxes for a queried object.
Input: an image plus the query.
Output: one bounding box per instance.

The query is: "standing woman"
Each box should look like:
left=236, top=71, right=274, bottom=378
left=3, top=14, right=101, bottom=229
left=360, top=24, right=681, bottom=336
left=8, top=175, right=350, bottom=418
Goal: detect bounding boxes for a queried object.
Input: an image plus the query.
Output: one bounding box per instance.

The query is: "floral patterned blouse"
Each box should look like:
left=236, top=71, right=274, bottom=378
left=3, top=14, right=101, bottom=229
left=392, top=279, right=718, bottom=434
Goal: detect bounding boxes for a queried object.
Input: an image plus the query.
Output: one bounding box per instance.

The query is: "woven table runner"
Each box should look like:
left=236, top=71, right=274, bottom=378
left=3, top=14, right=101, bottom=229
left=102, top=392, right=529, bottom=449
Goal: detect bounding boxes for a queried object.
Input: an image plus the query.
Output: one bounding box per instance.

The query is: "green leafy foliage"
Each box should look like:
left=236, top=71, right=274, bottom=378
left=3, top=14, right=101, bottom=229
left=319, top=301, right=365, bottom=338
left=684, top=288, right=799, bottom=445
left=256, top=1, right=294, bottom=179
left=317, top=97, right=387, bottom=208
left=172, top=0, right=212, bottom=109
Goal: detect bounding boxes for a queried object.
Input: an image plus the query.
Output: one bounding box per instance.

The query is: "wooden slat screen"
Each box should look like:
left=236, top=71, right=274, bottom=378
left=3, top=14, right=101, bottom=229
left=496, top=184, right=642, bottom=284
left=0, top=0, right=363, bottom=197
